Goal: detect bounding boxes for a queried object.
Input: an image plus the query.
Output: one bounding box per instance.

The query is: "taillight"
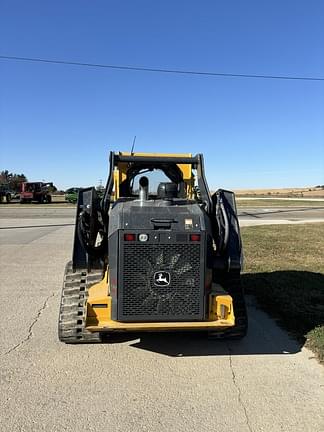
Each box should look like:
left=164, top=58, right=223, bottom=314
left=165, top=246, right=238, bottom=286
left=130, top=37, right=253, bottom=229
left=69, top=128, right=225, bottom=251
left=124, top=233, right=136, bottom=241
left=190, top=234, right=200, bottom=242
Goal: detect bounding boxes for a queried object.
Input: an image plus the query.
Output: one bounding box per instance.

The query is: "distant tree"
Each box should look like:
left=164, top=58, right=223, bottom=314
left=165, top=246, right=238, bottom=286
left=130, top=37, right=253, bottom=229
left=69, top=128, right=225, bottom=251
left=11, top=174, right=28, bottom=192
left=0, top=171, right=27, bottom=192
left=0, top=170, right=10, bottom=183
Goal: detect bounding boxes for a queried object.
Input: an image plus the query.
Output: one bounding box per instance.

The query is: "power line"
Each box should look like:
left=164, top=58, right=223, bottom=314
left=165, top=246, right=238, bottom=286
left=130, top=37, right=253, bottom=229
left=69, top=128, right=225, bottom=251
left=0, top=54, right=323, bottom=82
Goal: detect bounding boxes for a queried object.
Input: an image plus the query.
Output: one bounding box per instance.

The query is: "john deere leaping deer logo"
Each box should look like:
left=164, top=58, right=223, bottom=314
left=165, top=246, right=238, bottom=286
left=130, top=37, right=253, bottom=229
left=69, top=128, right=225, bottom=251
left=153, top=271, right=171, bottom=286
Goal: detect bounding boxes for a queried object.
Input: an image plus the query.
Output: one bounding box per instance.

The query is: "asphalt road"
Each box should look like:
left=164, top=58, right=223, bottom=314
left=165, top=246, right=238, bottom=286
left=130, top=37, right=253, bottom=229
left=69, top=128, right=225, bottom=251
left=238, top=206, right=324, bottom=226
left=0, top=207, right=323, bottom=432
left=0, top=204, right=323, bottom=227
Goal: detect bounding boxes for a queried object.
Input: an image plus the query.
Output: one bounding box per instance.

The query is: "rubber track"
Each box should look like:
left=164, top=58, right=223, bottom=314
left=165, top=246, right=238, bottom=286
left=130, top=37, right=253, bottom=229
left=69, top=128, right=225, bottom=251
left=58, top=261, right=103, bottom=343
left=209, top=271, right=248, bottom=339
left=58, top=263, right=247, bottom=342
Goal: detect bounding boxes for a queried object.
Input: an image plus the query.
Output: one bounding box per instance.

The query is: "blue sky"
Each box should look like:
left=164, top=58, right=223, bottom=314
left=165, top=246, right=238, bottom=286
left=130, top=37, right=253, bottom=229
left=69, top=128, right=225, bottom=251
left=0, top=0, right=323, bottom=190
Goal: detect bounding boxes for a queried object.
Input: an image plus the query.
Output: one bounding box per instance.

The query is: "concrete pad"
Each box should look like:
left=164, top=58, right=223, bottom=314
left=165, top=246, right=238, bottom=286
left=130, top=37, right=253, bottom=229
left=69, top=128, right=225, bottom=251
left=0, top=216, right=323, bottom=432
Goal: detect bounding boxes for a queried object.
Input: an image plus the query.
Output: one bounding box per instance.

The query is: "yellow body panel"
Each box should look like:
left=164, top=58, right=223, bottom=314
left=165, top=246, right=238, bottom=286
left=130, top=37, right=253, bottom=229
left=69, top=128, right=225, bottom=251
left=86, top=274, right=235, bottom=332
left=92, top=152, right=233, bottom=331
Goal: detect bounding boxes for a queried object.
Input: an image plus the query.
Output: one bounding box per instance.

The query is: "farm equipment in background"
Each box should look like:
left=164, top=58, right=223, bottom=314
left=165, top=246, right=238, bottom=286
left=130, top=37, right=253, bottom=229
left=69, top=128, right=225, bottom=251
left=58, top=152, right=247, bottom=343
left=65, top=187, right=103, bottom=204
left=65, top=188, right=80, bottom=204
left=0, top=184, right=13, bottom=203
left=20, top=182, right=53, bottom=204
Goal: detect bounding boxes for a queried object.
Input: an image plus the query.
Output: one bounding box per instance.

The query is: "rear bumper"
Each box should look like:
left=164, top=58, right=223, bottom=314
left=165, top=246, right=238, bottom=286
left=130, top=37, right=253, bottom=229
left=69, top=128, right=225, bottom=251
left=85, top=276, right=235, bottom=333
left=86, top=318, right=234, bottom=333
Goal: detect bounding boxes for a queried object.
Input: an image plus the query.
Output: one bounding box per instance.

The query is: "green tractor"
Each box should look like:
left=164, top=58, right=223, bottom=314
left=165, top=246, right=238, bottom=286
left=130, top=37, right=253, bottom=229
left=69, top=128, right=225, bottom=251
left=65, top=188, right=80, bottom=204
left=65, top=187, right=104, bottom=204
left=0, top=184, right=13, bottom=203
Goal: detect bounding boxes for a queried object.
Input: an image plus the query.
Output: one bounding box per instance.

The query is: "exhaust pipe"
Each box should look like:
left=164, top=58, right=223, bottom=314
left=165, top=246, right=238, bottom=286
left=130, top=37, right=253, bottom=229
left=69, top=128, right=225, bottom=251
left=139, top=176, right=149, bottom=204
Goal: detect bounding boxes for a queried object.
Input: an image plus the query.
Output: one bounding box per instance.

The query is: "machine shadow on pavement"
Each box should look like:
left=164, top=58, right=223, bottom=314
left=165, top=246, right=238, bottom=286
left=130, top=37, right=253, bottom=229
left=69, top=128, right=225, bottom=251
left=242, top=270, right=324, bottom=346
left=103, top=318, right=301, bottom=357
left=100, top=270, right=322, bottom=357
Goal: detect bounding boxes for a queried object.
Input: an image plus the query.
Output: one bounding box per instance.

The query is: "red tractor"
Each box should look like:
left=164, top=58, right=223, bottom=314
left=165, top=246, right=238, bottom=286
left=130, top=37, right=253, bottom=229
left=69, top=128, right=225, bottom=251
left=20, top=182, right=53, bottom=204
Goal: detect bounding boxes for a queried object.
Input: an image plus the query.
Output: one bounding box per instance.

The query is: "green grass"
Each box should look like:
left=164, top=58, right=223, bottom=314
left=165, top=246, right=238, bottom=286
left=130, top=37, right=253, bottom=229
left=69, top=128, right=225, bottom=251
left=241, top=223, right=324, bottom=362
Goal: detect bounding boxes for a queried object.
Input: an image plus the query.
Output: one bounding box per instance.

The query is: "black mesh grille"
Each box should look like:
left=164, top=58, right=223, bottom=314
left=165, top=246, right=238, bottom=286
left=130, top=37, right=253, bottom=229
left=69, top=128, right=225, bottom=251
left=119, top=242, right=204, bottom=321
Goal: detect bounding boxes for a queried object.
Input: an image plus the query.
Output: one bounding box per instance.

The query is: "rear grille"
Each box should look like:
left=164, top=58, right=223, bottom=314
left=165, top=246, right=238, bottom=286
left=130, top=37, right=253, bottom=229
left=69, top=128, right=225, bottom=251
left=118, top=242, right=204, bottom=321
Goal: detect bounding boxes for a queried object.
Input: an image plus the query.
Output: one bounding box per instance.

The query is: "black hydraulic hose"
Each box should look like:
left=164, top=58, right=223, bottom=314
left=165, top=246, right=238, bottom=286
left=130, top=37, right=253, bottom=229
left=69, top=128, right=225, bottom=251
left=219, top=198, right=230, bottom=253
left=77, top=212, right=106, bottom=257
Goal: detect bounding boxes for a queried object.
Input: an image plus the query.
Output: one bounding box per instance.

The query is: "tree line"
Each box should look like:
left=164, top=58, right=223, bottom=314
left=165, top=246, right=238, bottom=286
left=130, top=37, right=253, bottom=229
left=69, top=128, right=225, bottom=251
left=0, top=170, right=27, bottom=192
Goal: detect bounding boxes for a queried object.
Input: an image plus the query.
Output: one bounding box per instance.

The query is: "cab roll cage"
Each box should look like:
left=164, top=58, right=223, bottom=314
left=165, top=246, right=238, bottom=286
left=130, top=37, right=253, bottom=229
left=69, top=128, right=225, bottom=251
left=102, top=152, right=212, bottom=214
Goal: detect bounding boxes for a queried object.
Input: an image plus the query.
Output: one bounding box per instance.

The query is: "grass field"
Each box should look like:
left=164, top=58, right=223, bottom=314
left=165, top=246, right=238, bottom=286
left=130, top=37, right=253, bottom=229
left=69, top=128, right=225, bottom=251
left=235, top=186, right=324, bottom=198
left=237, top=199, right=324, bottom=207
left=241, top=223, right=324, bottom=362
left=4, top=194, right=75, bottom=207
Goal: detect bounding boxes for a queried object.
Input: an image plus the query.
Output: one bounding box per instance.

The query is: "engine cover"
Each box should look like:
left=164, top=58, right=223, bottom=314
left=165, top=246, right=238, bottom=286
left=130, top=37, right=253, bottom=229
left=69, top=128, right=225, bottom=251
left=108, top=200, right=212, bottom=322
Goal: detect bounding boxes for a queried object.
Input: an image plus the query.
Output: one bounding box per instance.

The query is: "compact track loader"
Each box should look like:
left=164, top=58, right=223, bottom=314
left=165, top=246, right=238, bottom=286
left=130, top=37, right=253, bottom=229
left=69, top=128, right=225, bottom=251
left=58, top=152, right=247, bottom=343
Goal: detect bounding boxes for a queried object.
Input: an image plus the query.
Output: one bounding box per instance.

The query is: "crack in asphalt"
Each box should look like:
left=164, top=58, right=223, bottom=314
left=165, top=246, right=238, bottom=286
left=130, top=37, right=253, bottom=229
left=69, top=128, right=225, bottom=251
left=3, top=292, right=57, bottom=356
left=228, top=344, right=253, bottom=432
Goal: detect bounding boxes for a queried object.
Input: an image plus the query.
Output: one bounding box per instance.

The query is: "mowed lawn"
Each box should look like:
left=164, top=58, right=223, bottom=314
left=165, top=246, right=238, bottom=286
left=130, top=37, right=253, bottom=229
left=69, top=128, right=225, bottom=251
left=241, top=223, right=324, bottom=361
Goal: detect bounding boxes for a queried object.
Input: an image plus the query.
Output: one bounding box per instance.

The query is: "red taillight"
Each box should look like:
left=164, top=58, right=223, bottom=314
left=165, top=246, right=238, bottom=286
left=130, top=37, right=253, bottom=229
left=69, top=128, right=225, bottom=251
left=190, top=234, right=201, bottom=242
left=124, top=233, right=136, bottom=241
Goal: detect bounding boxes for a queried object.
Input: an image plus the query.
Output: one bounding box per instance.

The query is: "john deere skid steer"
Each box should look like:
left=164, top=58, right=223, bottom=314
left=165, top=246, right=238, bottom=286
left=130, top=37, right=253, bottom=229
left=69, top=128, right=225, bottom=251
left=58, top=152, right=247, bottom=343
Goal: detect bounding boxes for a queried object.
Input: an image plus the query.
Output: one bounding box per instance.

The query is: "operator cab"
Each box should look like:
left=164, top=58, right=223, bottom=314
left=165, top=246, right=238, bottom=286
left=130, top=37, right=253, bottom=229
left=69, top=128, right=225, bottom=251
left=157, top=182, right=178, bottom=199
left=119, top=165, right=187, bottom=201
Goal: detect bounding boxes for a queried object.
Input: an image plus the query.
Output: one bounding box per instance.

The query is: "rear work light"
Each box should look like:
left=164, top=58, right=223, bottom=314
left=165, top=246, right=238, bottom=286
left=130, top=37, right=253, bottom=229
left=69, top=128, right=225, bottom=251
left=190, top=234, right=201, bottom=242
left=124, top=233, right=136, bottom=241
